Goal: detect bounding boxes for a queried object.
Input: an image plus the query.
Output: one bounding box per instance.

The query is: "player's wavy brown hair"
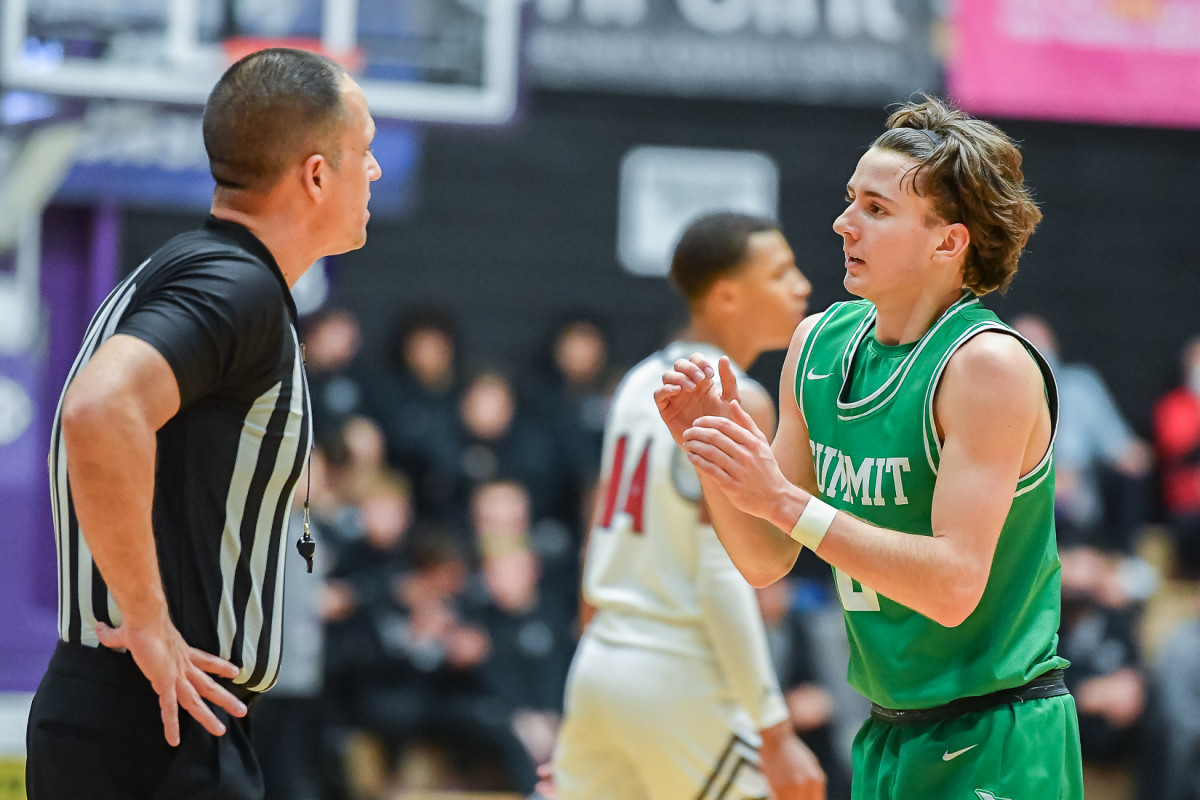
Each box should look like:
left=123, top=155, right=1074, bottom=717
left=872, top=96, right=1042, bottom=295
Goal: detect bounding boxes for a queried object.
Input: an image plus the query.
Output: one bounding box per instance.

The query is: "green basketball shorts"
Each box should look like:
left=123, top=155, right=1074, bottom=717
left=850, top=693, right=1083, bottom=800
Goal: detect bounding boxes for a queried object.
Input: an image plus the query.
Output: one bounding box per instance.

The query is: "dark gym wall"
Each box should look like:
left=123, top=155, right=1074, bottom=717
left=120, top=89, right=1200, bottom=435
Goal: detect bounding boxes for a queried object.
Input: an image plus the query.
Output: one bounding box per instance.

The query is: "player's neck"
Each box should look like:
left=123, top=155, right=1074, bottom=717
left=683, top=318, right=757, bottom=371
left=871, top=284, right=965, bottom=346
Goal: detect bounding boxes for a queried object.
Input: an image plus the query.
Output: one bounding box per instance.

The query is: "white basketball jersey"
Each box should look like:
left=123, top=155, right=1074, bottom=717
left=584, top=342, right=761, bottom=659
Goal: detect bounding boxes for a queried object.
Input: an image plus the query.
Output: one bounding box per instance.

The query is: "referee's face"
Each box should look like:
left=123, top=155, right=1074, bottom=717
left=327, top=77, right=381, bottom=253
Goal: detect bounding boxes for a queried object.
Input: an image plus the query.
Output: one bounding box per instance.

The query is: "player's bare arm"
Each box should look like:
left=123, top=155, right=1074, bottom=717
left=675, top=316, right=822, bottom=587
left=575, top=476, right=608, bottom=633
left=685, top=330, right=1049, bottom=627
left=759, top=719, right=827, bottom=800
left=695, top=376, right=826, bottom=799
left=62, top=333, right=247, bottom=745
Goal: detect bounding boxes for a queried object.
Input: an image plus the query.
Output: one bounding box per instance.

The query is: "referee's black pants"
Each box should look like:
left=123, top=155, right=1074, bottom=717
left=26, top=641, right=263, bottom=800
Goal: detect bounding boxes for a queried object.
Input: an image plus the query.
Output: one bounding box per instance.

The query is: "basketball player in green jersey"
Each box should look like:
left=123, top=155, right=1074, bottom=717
left=655, top=96, right=1084, bottom=800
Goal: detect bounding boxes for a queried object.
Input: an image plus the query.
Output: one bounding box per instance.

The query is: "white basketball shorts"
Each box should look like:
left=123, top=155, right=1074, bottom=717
left=554, top=634, right=767, bottom=800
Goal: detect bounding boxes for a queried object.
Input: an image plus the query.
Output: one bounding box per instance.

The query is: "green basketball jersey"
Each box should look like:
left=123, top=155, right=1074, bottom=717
left=796, top=292, right=1069, bottom=709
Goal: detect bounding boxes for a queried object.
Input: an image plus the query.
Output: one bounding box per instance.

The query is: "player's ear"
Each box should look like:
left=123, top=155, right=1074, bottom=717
left=933, top=221, right=970, bottom=264
left=708, top=276, right=740, bottom=312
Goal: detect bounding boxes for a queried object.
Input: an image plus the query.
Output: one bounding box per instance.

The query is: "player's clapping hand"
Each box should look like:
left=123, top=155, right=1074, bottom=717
left=96, top=613, right=246, bottom=747
left=682, top=398, right=793, bottom=522
left=655, top=354, right=741, bottom=447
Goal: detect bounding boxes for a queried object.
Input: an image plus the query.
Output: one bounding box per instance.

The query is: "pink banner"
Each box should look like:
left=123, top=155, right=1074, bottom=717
left=948, top=0, right=1200, bottom=128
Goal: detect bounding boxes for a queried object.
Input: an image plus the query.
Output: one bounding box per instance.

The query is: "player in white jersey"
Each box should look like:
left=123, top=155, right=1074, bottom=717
left=553, top=213, right=825, bottom=800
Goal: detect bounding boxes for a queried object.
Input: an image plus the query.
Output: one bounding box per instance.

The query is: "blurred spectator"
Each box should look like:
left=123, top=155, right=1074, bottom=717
left=252, top=452, right=332, bottom=800
left=1014, top=314, right=1153, bottom=553
left=303, top=308, right=370, bottom=443
left=756, top=579, right=851, bottom=800
left=319, top=465, right=418, bottom=799
left=455, top=368, right=577, bottom=531
left=368, top=307, right=464, bottom=520
left=468, top=480, right=575, bottom=769
left=1143, top=592, right=1200, bottom=800
left=383, top=531, right=538, bottom=793
left=317, top=415, right=392, bottom=553
left=527, top=314, right=618, bottom=491
left=338, top=416, right=389, bottom=493
left=1057, top=546, right=1148, bottom=775
left=324, top=496, right=538, bottom=795
left=322, top=470, right=418, bottom=697
left=1153, top=335, right=1200, bottom=577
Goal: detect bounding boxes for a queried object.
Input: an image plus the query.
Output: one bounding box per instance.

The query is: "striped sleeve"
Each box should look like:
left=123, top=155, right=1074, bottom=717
left=117, top=255, right=286, bottom=406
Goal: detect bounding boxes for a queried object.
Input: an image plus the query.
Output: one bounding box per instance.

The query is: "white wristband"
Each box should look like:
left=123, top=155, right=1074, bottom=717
left=788, top=497, right=837, bottom=551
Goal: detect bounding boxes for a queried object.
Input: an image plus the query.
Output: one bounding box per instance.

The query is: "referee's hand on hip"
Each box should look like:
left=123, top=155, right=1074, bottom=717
left=97, top=614, right=247, bottom=747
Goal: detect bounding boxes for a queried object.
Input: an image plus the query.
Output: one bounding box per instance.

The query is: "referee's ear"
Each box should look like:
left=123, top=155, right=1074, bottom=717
left=302, top=153, right=327, bottom=199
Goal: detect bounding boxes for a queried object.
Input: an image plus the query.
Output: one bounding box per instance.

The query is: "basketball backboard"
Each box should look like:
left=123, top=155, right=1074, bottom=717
left=0, top=0, right=522, bottom=124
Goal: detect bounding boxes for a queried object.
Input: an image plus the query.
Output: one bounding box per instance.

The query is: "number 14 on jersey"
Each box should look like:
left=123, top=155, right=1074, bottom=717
left=599, top=435, right=650, bottom=534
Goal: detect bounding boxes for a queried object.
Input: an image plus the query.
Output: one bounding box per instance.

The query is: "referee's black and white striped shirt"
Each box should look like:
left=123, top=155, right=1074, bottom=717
left=48, top=216, right=311, bottom=694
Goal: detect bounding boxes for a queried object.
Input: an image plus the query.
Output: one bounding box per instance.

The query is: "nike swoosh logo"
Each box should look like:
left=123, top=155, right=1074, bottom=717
left=943, top=744, right=978, bottom=761
left=806, top=369, right=833, bottom=380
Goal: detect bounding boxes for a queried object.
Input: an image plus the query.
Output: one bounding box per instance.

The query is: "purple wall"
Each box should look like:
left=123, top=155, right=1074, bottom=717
left=1, top=204, right=120, bottom=691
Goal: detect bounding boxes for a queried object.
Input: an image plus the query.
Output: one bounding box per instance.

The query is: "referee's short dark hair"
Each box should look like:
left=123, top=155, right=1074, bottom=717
left=669, top=212, right=781, bottom=305
left=203, top=47, right=347, bottom=192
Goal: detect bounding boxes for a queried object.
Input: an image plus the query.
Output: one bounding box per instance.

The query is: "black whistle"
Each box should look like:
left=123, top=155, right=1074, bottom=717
left=297, top=458, right=316, bottom=573
left=296, top=534, right=316, bottom=573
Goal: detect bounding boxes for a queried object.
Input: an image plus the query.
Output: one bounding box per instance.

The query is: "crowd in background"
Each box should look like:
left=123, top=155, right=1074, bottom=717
left=253, top=304, right=1200, bottom=800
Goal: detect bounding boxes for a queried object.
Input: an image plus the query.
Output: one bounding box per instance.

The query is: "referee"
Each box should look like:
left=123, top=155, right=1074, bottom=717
left=26, top=48, right=380, bottom=800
